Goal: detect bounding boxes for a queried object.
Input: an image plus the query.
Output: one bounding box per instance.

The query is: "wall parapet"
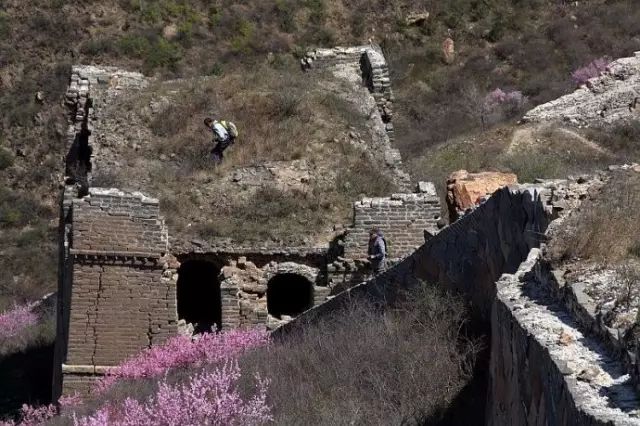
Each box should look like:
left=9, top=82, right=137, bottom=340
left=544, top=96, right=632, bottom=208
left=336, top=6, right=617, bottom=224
left=490, top=250, right=640, bottom=425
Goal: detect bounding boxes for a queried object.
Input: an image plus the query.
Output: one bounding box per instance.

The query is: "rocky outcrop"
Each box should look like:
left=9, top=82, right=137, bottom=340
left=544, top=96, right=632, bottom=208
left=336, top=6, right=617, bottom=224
left=446, top=170, right=518, bottom=222
left=442, top=38, right=455, bottom=64
left=523, top=51, right=640, bottom=127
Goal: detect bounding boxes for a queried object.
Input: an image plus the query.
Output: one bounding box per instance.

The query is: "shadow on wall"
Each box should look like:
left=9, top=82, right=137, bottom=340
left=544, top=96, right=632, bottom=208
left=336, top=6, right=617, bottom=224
left=177, top=260, right=222, bottom=333
left=267, top=274, right=314, bottom=319
left=0, top=343, right=54, bottom=419
left=64, top=107, right=93, bottom=196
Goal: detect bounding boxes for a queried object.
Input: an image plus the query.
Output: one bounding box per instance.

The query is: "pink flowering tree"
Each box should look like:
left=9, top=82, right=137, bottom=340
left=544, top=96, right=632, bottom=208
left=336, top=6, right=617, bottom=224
left=482, top=88, right=528, bottom=127
left=571, top=57, right=610, bottom=86
left=0, top=303, right=39, bottom=356
left=96, top=328, right=269, bottom=392
left=0, top=404, right=57, bottom=426
left=75, top=362, right=272, bottom=426
left=2, top=329, right=271, bottom=426
left=0, top=304, right=38, bottom=341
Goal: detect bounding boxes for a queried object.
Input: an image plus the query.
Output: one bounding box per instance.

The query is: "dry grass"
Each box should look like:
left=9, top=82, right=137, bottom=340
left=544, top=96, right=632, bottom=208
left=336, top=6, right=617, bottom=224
left=112, top=62, right=395, bottom=243
left=237, top=284, right=481, bottom=425
left=548, top=170, right=640, bottom=263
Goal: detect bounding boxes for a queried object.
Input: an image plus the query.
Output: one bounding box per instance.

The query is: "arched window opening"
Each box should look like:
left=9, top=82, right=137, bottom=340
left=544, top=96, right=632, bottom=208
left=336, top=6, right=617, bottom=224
left=267, top=273, right=314, bottom=319
left=176, top=260, right=221, bottom=333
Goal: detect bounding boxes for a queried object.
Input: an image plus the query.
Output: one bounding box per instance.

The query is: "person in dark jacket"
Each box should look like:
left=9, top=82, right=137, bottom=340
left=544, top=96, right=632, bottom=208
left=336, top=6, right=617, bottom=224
left=368, top=228, right=387, bottom=274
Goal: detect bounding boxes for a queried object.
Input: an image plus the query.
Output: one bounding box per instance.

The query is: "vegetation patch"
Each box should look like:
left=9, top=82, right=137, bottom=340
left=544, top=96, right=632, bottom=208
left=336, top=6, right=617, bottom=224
left=549, top=170, right=640, bottom=263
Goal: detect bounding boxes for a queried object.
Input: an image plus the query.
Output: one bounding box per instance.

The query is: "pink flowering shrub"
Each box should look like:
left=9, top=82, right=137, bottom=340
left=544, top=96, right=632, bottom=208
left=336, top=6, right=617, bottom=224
left=482, top=88, right=528, bottom=126
left=76, top=362, right=272, bottom=426
left=96, top=329, right=269, bottom=392
left=571, top=57, right=610, bottom=86
left=0, top=304, right=38, bottom=341
left=483, top=88, right=527, bottom=109
left=0, top=404, right=57, bottom=426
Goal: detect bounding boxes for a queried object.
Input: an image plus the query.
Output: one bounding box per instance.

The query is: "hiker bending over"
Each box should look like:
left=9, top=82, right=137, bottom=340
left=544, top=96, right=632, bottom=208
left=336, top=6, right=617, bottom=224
left=368, top=228, right=387, bottom=274
left=204, top=117, right=238, bottom=164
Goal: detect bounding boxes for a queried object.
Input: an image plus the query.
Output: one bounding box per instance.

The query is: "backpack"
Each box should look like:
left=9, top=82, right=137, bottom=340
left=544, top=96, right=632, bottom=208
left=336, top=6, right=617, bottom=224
left=382, top=237, right=389, bottom=258
left=222, top=121, right=239, bottom=138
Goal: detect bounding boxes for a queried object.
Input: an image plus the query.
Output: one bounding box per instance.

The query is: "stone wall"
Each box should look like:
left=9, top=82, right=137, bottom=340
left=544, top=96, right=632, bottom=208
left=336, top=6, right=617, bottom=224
left=278, top=176, right=640, bottom=423
left=218, top=259, right=330, bottom=330
left=489, top=250, right=640, bottom=425
left=302, top=45, right=397, bottom=142
left=55, top=189, right=176, bottom=396
left=343, top=182, right=442, bottom=260
left=360, top=49, right=394, bottom=139
left=278, top=185, right=551, bottom=331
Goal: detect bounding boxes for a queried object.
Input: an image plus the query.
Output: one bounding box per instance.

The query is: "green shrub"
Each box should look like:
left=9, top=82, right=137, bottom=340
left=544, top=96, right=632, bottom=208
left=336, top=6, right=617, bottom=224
left=0, top=148, right=13, bottom=170
left=230, top=19, right=255, bottom=54
left=0, top=189, right=51, bottom=229
left=16, top=226, right=49, bottom=248
left=208, top=6, right=222, bottom=27
left=305, top=0, right=326, bottom=25
left=0, top=11, right=10, bottom=38
left=117, top=34, right=151, bottom=56
left=117, top=34, right=181, bottom=73
left=80, top=38, right=115, bottom=56
left=275, top=0, right=296, bottom=33
left=146, top=38, right=181, bottom=71
left=208, top=63, right=224, bottom=77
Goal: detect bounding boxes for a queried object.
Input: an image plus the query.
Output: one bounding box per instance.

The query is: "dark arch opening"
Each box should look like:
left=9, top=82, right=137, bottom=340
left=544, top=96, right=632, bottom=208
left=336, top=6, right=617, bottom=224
left=267, top=273, right=314, bottom=319
left=177, top=260, right=222, bottom=333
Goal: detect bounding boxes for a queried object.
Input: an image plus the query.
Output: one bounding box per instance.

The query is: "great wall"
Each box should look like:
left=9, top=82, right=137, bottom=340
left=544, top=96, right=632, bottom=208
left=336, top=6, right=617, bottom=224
left=51, top=46, right=640, bottom=424
left=53, top=45, right=441, bottom=396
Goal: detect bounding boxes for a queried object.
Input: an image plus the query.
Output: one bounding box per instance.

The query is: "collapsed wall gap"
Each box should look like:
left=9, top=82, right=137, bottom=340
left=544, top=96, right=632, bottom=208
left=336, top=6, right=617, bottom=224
left=176, top=260, right=222, bottom=333
left=267, top=273, right=314, bottom=319
left=65, top=98, right=93, bottom=195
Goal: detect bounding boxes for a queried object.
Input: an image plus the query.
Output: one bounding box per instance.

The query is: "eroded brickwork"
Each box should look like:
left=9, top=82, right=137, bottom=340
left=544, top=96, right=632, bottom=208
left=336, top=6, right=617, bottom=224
left=60, top=189, right=175, bottom=395
left=343, top=182, right=442, bottom=260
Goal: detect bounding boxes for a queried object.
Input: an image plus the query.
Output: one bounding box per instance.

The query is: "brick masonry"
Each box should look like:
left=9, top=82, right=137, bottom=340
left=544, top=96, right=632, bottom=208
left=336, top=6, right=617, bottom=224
left=343, top=182, right=442, bottom=260
left=57, top=189, right=176, bottom=396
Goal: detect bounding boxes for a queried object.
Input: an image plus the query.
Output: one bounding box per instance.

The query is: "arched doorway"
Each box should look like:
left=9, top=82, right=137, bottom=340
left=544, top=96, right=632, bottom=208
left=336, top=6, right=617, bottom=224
left=267, top=273, right=314, bottom=319
left=176, top=260, right=222, bottom=333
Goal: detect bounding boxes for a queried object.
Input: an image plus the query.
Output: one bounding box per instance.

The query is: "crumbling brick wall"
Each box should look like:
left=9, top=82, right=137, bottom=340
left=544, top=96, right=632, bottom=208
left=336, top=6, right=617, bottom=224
left=343, top=183, right=442, bottom=260
left=302, top=45, right=395, bottom=140
left=58, top=189, right=176, bottom=396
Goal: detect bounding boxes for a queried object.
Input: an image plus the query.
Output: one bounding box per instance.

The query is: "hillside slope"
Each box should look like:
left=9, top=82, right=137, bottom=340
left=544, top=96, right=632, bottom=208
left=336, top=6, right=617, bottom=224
left=2, top=0, right=640, bottom=305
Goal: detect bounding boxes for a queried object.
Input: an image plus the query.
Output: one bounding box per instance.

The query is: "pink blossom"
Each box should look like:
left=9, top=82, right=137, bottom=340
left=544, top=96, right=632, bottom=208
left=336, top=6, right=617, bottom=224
left=59, top=393, right=83, bottom=408
left=76, top=362, right=272, bottom=426
left=0, top=404, right=58, bottom=426
left=0, top=304, right=38, bottom=341
left=572, top=57, right=610, bottom=86
left=484, top=88, right=526, bottom=108
left=96, top=329, right=269, bottom=392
